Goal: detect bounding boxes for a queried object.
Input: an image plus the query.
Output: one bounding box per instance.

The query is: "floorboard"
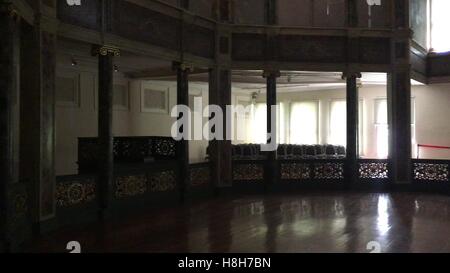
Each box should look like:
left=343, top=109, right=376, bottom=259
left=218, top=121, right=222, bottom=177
left=29, top=192, right=450, bottom=253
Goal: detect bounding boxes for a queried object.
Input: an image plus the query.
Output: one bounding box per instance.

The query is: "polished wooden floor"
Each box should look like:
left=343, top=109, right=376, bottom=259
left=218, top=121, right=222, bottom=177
left=30, top=192, right=450, bottom=253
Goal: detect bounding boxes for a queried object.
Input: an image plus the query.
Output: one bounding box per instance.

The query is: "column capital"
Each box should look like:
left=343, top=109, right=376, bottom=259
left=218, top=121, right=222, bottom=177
left=263, top=70, right=281, bottom=78
left=91, top=45, right=121, bottom=57
left=172, top=62, right=194, bottom=72
left=341, top=71, right=362, bottom=80
left=0, top=3, right=20, bottom=21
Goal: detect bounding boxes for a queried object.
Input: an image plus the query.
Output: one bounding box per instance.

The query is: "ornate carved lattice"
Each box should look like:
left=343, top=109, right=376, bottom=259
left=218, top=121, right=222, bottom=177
left=115, top=175, right=147, bottom=198
left=152, top=138, right=176, bottom=159
left=359, top=162, right=389, bottom=179
left=149, top=170, right=177, bottom=192
left=281, top=163, right=311, bottom=180
left=414, top=163, right=449, bottom=182
left=190, top=166, right=211, bottom=187
left=56, top=178, right=96, bottom=207
left=115, top=138, right=152, bottom=163
left=314, top=163, right=344, bottom=180
left=78, top=137, right=177, bottom=173
left=233, top=164, right=264, bottom=181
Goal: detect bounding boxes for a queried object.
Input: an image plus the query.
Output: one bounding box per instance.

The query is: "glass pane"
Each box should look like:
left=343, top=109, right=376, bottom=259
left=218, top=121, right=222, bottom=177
left=376, top=125, right=389, bottom=159
left=431, top=0, right=450, bottom=52
left=375, top=99, right=387, bottom=125
left=290, top=102, right=318, bottom=145
left=251, top=103, right=267, bottom=144
left=329, top=100, right=347, bottom=146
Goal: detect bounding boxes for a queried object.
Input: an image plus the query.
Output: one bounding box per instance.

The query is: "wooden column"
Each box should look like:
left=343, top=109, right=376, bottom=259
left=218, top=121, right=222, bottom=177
left=174, top=62, right=190, bottom=202
left=344, top=72, right=361, bottom=188
left=388, top=70, right=412, bottom=185
left=263, top=70, right=280, bottom=189
left=92, top=45, right=120, bottom=218
left=347, top=0, right=358, bottom=27
left=0, top=3, right=17, bottom=251
left=209, top=68, right=232, bottom=192
left=388, top=0, right=412, bottom=185
left=265, top=0, right=278, bottom=25
left=19, top=2, right=57, bottom=233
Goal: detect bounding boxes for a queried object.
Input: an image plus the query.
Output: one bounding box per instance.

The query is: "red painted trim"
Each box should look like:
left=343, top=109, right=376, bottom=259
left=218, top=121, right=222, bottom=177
left=418, top=144, right=450, bottom=150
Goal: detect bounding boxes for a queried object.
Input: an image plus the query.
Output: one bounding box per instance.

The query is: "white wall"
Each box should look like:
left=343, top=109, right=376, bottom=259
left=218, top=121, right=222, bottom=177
left=55, top=62, right=210, bottom=175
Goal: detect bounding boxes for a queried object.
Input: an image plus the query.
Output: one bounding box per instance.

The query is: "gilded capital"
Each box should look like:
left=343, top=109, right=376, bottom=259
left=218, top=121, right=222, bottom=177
left=172, top=62, right=194, bottom=72
left=92, top=45, right=121, bottom=57
left=263, top=70, right=281, bottom=78
left=0, top=3, right=19, bottom=20
left=341, top=72, right=362, bottom=80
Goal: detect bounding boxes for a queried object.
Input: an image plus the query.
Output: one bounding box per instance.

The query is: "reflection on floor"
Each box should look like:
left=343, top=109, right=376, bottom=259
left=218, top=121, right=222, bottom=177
left=30, top=192, right=450, bottom=253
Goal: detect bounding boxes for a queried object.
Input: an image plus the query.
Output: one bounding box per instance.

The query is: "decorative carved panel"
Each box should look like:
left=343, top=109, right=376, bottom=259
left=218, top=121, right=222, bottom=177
left=78, top=137, right=177, bottom=173
left=359, top=37, right=390, bottom=64
left=233, top=164, right=264, bottom=181
left=56, top=178, right=96, bottom=208
left=281, top=163, right=311, bottom=180
left=149, top=170, right=177, bottom=192
left=414, top=163, right=449, bottom=182
left=184, top=24, right=215, bottom=59
left=115, top=175, right=147, bottom=198
left=190, top=166, right=211, bottom=187
left=57, top=0, right=101, bottom=30
left=359, top=162, right=389, bottom=179
left=278, top=35, right=346, bottom=63
left=110, top=0, right=181, bottom=51
left=232, top=33, right=266, bottom=61
left=314, top=163, right=344, bottom=180
left=152, top=138, right=177, bottom=159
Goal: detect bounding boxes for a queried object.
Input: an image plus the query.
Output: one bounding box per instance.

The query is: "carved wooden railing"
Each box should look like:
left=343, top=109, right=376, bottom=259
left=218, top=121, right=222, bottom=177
left=56, top=161, right=212, bottom=215
left=113, top=161, right=179, bottom=201
left=412, top=159, right=450, bottom=184
left=358, top=159, right=390, bottom=183
left=78, top=136, right=177, bottom=174
left=279, top=159, right=346, bottom=183
left=232, top=159, right=346, bottom=187
left=232, top=158, right=394, bottom=189
left=55, top=174, right=98, bottom=226
left=189, top=162, right=212, bottom=189
left=232, top=159, right=266, bottom=183
left=56, top=174, right=98, bottom=209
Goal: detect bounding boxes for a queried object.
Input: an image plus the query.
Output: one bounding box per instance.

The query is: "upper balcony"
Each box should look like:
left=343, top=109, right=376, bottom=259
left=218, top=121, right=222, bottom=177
left=53, top=0, right=409, bottom=73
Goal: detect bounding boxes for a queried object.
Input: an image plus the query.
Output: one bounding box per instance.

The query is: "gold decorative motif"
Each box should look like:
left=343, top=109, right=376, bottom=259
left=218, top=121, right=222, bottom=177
left=115, top=175, right=147, bottom=198
left=0, top=3, right=19, bottom=20
left=149, top=171, right=177, bottom=192
left=341, top=72, right=362, bottom=79
left=92, top=45, right=121, bottom=57
left=172, top=62, right=194, bottom=72
left=233, top=164, right=264, bottom=181
left=56, top=179, right=96, bottom=207
left=13, top=193, right=28, bottom=217
left=262, top=70, right=281, bottom=78
left=281, top=163, right=311, bottom=180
